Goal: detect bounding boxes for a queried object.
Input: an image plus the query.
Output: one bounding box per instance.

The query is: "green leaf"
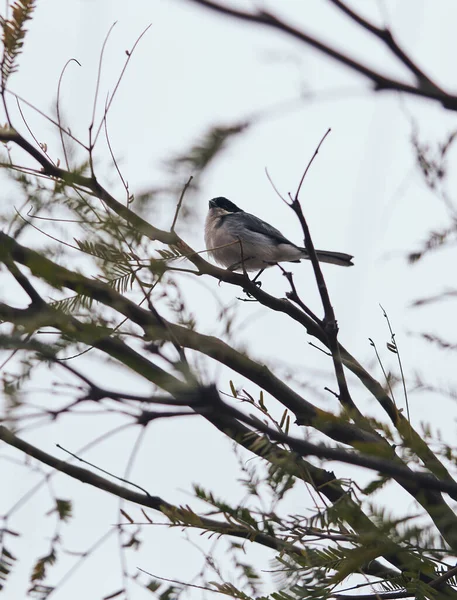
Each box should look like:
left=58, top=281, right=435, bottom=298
left=0, top=0, right=36, bottom=84
left=159, top=585, right=181, bottom=600
left=45, top=498, right=72, bottom=522
left=146, top=579, right=161, bottom=593
left=30, top=548, right=56, bottom=582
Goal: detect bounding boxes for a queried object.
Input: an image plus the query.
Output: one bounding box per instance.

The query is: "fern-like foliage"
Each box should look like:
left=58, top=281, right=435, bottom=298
left=0, top=544, right=16, bottom=591
left=50, top=293, right=94, bottom=315
left=408, top=219, right=457, bottom=264
left=73, top=239, right=137, bottom=264
left=0, top=0, right=36, bottom=87
left=170, top=122, right=248, bottom=172
left=193, top=485, right=262, bottom=531
left=167, top=121, right=249, bottom=189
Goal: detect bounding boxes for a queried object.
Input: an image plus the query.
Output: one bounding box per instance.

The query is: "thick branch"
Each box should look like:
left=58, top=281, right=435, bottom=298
left=2, top=120, right=445, bottom=481
left=202, top=407, right=440, bottom=585
left=0, top=425, right=301, bottom=555
left=0, top=130, right=455, bottom=533
left=185, top=0, right=457, bottom=109
left=0, top=236, right=383, bottom=449
left=3, top=234, right=457, bottom=549
left=290, top=130, right=357, bottom=425
left=328, top=0, right=441, bottom=89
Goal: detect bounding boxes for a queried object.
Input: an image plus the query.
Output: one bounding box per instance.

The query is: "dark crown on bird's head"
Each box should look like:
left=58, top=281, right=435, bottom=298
left=209, top=197, right=242, bottom=213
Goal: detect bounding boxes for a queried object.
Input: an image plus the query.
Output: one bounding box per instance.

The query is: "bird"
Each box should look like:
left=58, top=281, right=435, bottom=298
left=205, top=197, right=353, bottom=277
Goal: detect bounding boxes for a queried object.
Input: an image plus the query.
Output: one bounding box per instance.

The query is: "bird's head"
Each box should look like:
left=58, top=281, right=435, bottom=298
left=208, top=197, right=242, bottom=213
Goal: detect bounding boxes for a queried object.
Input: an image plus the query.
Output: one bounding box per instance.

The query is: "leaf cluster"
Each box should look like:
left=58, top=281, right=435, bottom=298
left=0, top=0, right=35, bottom=86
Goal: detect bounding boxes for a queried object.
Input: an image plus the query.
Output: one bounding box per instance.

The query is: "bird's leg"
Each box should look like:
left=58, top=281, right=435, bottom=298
left=242, top=267, right=268, bottom=300
left=251, top=262, right=278, bottom=287
left=251, top=268, right=265, bottom=286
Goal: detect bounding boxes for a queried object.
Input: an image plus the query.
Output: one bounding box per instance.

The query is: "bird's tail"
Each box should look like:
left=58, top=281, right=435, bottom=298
left=300, top=248, right=354, bottom=267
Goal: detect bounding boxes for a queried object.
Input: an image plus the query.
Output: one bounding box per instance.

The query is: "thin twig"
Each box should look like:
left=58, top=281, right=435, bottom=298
left=93, top=24, right=152, bottom=147
left=16, top=97, right=57, bottom=167
left=50, top=529, right=116, bottom=597
left=308, top=341, right=332, bottom=356
left=380, top=305, right=410, bottom=424
left=56, top=443, right=152, bottom=497
left=369, top=337, right=397, bottom=408
left=265, top=167, right=287, bottom=204
left=295, top=127, right=331, bottom=200
left=171, top=175, right=193, bottom=231
left=0, top=425, right=305, bottom=555
left=137, top=568, right=225, bottom=596
left=0, top=129, right=452, bottom=485
left=88, top=21, right=117, bottom=170
left=14, top=208, right=82, bottom=252
left=5, top=87, right=89, bottom=149
left=57, top=58, right=81, bottom=170
left=278, top=264, right=322, bottom=324
left=132, top=270, right=192, bottom=376
left=289, top=130, right=359, bottom=415
left=3, top=422, right=132, bottom=519
left=103, top=93, right=130, bottom=204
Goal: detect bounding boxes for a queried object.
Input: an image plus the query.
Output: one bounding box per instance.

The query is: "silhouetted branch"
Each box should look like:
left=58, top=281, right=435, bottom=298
left=186, top=0, right=457, bottom=110
left=289, top=130, right=361, bottom=425
left=0, top=120, right=453, bottom=488
left=328, top=0, right=441, bottom=89
left=0, top=425, right=314, bottom=556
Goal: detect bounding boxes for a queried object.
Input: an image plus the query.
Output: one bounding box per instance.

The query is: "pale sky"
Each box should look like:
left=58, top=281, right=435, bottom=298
left=2, top=1, right=457, bottom=598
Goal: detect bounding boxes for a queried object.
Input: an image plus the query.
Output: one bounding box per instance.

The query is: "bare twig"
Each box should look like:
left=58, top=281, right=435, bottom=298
left=88, top=21, right=117, bottom=172
left=16, top=97, right=58, bottom=167
left=103, top=96, right=131, bottom=204
left=5, top=87, right=89, bottom=149
left=56, top=443, right=152, bottom=497
left=57, top=58, right=81, bottom=170
left=171, top=175, right=193, bottom=231
left=0, top=425, right=305, bottom=555
left=0, top=129, right=453, bottom=485
left=380, top=305, right=410, bottom=424
left=265, top=166, right=287, bottom=204
left=278, top=264, right=321, bottom=324
left=137, top=568, right=222, bottom=596
left=289, top=130, right=359, bottom=416
left=369, top=337, right=397, bottom=408
left=295, top=127, right=331, bottom=200
left=92, top=24, right=152, bottom=147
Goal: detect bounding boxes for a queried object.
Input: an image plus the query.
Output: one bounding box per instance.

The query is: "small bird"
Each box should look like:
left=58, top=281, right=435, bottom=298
left=205, top=197, right=353, bottom=275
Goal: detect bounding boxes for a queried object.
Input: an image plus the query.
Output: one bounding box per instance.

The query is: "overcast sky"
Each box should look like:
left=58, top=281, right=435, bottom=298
left=2, top=1, right=457, bottom=598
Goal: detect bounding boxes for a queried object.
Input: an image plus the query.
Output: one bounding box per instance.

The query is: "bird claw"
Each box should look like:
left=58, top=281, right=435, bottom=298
left=241, top=279, right=262, bottom=299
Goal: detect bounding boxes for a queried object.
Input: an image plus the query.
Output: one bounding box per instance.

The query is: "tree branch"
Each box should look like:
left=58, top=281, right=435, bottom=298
left=289, top=130, right=364, bottom=431
left=0, top=235, right=382, bottom=449
left=186, top=0, right=457, bottom=110
left=0, top=127, right=454, bottom=499
left=0, top=425, right=302, bottom=555
left=328, top=0, right=440, bottom=90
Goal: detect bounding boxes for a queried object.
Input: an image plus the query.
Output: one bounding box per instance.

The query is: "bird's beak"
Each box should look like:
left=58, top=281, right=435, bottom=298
left=208, top=199, right=216, bottom=208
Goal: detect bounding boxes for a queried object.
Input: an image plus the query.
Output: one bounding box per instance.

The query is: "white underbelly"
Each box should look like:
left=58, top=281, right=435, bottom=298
left=205, top=227, right=303, bottom=271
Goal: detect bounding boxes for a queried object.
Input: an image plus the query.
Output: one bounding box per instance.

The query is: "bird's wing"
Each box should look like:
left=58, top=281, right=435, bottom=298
left=224, top=212, right=295, bottom=246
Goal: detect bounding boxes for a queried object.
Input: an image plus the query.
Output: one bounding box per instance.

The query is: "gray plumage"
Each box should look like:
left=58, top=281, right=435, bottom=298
left=205, top=197, right=353, bottom=272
